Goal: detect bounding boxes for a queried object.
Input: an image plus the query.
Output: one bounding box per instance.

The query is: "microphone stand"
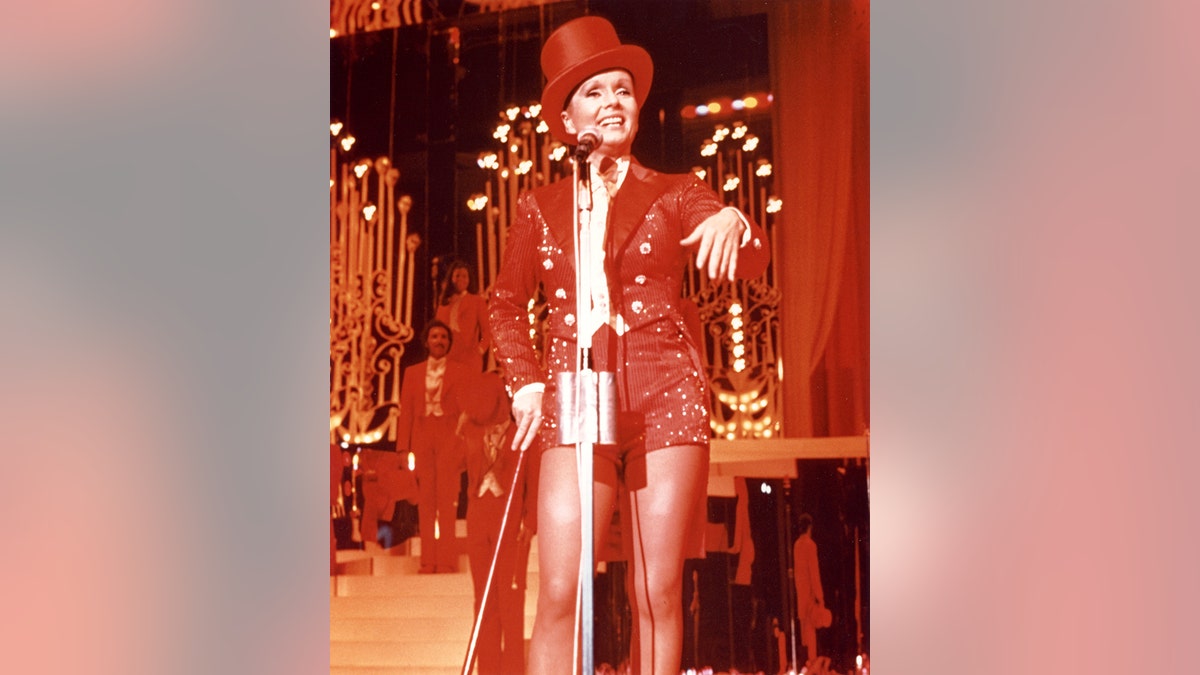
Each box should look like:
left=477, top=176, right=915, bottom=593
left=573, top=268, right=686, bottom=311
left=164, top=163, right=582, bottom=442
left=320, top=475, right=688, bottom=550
left=556, top=149, right=617, bottom=675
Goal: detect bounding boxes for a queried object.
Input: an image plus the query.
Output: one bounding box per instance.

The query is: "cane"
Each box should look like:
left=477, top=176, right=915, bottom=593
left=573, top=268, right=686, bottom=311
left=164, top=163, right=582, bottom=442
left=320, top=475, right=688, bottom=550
left=460, top=443, right=530, bottom=675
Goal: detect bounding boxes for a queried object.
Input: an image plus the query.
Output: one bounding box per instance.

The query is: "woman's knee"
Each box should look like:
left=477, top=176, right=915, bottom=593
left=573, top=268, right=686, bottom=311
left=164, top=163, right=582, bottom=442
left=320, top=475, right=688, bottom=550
left=631, top=570, right=684, bottom=616
left=537, top=571, right=577, bottom=613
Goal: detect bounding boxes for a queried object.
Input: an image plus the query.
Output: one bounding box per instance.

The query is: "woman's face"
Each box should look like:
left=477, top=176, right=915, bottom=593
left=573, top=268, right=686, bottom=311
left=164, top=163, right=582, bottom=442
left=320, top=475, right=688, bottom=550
left=451, top=267, right=470, bottom=292
left=560, top=69, right=639, bottom=159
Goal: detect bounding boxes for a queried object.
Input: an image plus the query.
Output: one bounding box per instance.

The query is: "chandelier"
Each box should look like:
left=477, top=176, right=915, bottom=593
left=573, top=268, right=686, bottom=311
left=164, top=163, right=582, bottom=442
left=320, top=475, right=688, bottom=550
left=683, top=112, right=783, bottom=440
left=329, top=121, right=422, bottom=446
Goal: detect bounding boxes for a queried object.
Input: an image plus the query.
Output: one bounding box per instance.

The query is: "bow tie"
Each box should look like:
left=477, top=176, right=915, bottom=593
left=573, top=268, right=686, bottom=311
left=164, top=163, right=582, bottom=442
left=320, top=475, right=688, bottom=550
left=596, top=157, right=620, bottom=198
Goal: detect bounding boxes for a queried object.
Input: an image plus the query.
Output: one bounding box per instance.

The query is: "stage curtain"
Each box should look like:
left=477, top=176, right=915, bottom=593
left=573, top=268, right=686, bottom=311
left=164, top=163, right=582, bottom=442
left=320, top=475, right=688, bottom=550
left=768, top=0, right=870, bottom=437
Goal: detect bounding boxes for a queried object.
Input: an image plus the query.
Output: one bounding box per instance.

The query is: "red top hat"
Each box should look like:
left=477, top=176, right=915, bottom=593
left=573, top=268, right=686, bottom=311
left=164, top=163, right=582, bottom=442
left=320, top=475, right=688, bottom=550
left=540, top=16, right=654, bottom=145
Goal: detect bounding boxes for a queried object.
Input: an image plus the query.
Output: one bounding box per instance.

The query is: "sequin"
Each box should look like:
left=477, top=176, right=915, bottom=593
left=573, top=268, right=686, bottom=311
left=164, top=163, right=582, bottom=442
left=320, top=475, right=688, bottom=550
left=635, top=274, right=646, bottom=285
left=639, top=242, right=651, bottom=255
left=631, top=300, right=643, bottom=314
left=564, top=313, right=575, bottom=326
left=543, top=258, right=554, bottom=270
left=555, top=288, right=567, bottom=299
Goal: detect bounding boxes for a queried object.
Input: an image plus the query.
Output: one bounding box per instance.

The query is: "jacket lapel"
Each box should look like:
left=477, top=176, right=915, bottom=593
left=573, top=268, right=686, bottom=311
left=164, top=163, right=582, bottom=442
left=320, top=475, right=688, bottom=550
left=608, top=160, right=669, bottom=257
left=536, top=161, right=670, bottom=267
left=535, top=180, right=575, bottom=263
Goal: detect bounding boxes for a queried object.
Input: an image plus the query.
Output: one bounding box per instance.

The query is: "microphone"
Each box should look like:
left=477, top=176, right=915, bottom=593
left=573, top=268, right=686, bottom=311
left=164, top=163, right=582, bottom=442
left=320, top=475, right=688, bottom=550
left=574, top=127, right=603, bottom=161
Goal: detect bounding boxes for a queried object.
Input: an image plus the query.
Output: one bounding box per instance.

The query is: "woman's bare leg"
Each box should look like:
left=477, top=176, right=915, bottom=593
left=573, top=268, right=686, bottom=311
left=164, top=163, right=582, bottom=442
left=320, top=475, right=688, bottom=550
left=624, top=444, right=709, bottom=675
left=526, top=445, right=618, bottom=675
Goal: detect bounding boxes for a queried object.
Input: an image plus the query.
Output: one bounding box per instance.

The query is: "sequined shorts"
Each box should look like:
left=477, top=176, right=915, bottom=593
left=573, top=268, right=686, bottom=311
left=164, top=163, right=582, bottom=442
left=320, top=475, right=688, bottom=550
left=539, top=320, right=710, bottom=465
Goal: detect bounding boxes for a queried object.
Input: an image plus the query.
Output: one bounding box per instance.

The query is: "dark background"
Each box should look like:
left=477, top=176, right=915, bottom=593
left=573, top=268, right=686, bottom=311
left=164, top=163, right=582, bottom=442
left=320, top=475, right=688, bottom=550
left=331, top=0, right=770, bottom=341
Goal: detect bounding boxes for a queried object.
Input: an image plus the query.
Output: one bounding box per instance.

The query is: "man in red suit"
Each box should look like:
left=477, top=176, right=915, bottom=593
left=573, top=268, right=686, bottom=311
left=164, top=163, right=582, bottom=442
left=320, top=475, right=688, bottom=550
left=488, top=16, right=770, bottom=675
left=460, top=368, right=537, bottom=675
left=397, top=319, right=471, bottom=573
left=793, top=513, right=827, bottom=670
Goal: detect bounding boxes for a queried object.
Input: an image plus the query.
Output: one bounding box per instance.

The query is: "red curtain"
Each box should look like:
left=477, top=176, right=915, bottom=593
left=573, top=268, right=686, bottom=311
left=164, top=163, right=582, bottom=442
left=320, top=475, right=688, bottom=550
left=769, top=0, right=870, bottom=437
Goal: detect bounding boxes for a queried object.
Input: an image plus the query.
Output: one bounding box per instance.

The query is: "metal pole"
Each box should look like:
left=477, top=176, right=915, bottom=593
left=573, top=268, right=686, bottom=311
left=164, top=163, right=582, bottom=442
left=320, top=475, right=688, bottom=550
left=572, top=155, right=595, bottom=675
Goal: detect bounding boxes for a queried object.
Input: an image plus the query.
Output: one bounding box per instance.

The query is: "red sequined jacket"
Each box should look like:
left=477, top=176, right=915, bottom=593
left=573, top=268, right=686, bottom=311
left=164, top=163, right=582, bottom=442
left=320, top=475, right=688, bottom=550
left=489, top=160, right=770, bottom=397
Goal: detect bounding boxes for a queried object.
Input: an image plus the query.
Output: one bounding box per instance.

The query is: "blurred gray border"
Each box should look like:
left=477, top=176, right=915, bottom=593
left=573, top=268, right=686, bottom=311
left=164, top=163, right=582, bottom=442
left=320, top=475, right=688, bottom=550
left=1, top=2, right=331, bottom=673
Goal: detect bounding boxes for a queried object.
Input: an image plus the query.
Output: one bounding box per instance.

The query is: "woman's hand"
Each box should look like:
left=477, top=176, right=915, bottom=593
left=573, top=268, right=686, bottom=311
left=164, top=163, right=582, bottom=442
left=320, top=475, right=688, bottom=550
left=681, top=208, right=748, bottom=281
left=510, top=388, right=543, bottom=452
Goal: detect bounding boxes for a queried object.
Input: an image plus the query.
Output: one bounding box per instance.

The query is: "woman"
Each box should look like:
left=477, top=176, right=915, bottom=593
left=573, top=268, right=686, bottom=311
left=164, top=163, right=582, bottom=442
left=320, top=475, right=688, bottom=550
left=488, top=16, right=770, bottom=675
left=435, top=260, right=490, bottom=372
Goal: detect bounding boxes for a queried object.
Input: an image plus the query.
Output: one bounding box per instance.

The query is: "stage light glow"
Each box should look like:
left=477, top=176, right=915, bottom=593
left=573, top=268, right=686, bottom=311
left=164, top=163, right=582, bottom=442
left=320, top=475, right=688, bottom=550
left=695, top=104, right=709, bottom=116
left=330, top=121, right=343, bottom=136
left=731, top=99, right=745, bottom=110
left=353, top=161, right=370, bottom=178
left=361, top=204, right=376, bottom=221
left=700, top=140, right=718, bottom=157
left=692, top=167, right=707, bottom=180
left=766, top=196, right=783, bottom=213
left=756, top=160, right=773, bottom=177
left=731, top=121, right=747, bottom=139
left=505, top=106, right=520, bottom=121
left=743, top=96, right=758, bottom=109
left=742, top=135, right=759, bottom=152
left=707, top=101, right=722, bottom=114
left=723, top=175, right=740, bottom=192
left=340, top=135, right=356, bottom=152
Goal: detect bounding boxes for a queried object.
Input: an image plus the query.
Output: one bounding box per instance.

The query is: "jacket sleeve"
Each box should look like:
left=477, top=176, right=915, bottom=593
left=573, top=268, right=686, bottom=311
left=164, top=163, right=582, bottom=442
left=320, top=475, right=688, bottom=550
left=471, top=293, right=492, bottom=357
left=488, top=192, right=545, bottom=397
left=806, top=540, right=825, bottom=603
left=395, top=364, right=417, bottom=451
